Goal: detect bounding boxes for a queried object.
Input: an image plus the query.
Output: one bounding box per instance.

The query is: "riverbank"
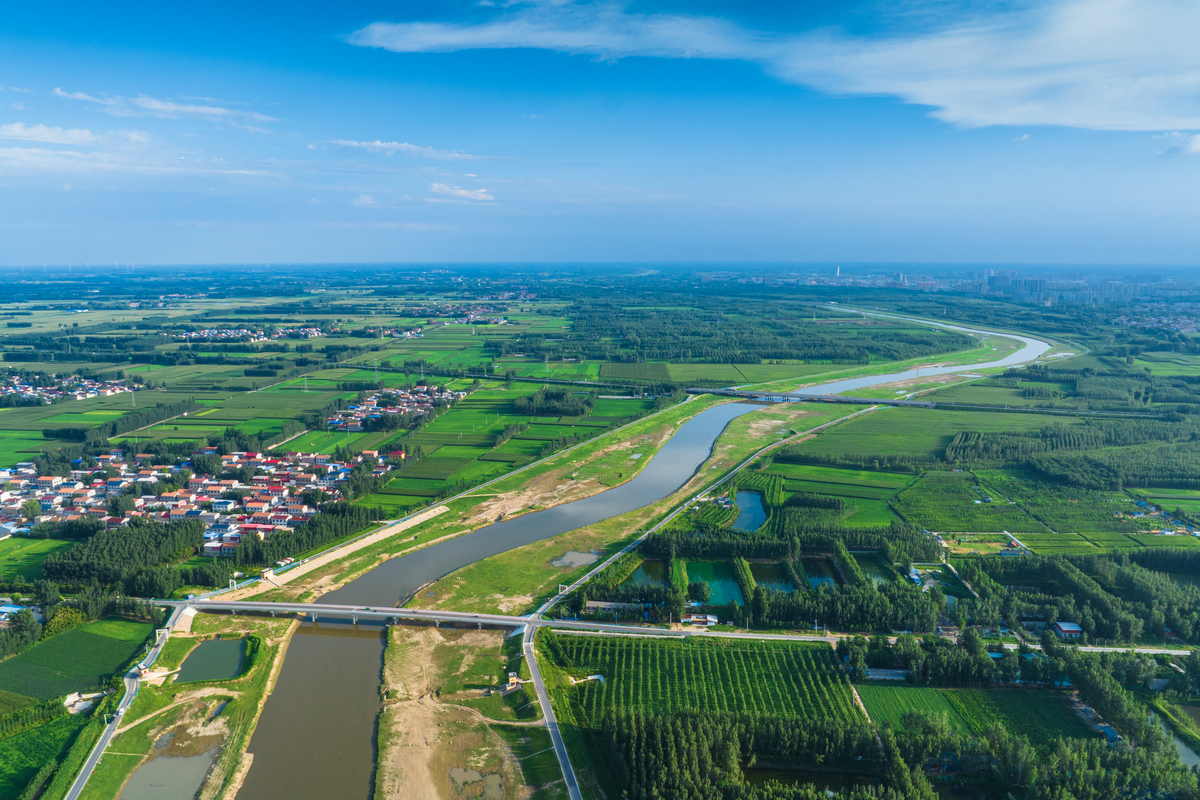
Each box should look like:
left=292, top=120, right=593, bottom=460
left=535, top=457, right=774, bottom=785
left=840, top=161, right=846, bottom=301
left=244, top=394, right=728, bottom=604
left=414, top=401, right=867, bottom=615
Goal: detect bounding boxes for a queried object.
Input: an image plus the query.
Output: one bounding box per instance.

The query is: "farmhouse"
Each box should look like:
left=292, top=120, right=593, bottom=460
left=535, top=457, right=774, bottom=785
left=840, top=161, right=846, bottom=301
left=1053, top=621, right=1083, bottom=639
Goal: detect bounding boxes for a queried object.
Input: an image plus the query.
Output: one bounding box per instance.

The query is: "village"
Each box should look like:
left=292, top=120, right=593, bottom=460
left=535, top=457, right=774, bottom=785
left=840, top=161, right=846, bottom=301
left=0, top=446, right=395, bottom=558
left=324, top=384, right=466, bottom=432
left=1, top=373, right=132, bottom=404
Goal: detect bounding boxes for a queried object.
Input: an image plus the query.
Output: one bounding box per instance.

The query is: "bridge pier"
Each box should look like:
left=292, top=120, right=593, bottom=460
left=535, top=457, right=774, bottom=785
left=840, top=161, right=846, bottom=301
left=351, top=614, right=357, bottom=625
left=435, top=619, right=440, bottom=628
left=270, top=610, right=275, bottom=617
left=477, top=622, right=482, bottom=630
left=309, top=611, right=317, bottom=623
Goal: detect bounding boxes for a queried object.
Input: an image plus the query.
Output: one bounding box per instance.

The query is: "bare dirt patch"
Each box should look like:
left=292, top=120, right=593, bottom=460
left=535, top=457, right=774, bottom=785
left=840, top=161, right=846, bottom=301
left=377, top=626, right=527, bottom=800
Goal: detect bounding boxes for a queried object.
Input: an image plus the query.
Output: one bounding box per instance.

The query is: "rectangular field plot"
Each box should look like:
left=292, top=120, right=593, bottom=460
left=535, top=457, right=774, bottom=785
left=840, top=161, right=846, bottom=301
left=842, top=499, right=899, bottom=527
left=892, top=472, right=1049, bottom=533
left=787, top=408, right=1079, bottom=461
left=858, top=685, right=1095, bottom=748
left=763, top=463, right=913, bottom=489
left=0, top=627, right=149, bottom=700
left=545, top=632, right=860, bottom=726
left=0, top=537, right=75, bottom=582
left=1016, top=534, right=1101, bottom=554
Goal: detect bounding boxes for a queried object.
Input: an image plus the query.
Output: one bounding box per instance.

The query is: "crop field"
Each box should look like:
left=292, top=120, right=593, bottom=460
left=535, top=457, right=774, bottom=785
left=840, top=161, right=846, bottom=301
left=364, top=384, right=653, bottom=507
left=787, top=408, right=1080, bottom=461
left=892, top=472, right=1049, bottom=532
left=977, top=470, right=1145, bottom=534
left=841, top=499, right=899, bottom=527
left=0, top=713, right=88, bottom=798
left=0, top=622, right=150, bottom=700
left=545, top=632, right=860, bottom=727
left=858, top=685, right=1094, bottom=748
left=0, top=537, right=74, bottom=582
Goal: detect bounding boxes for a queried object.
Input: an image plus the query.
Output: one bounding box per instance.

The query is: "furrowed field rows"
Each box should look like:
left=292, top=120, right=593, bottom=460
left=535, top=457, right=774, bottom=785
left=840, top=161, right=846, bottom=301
left=545, top=632, right=861, bottom=727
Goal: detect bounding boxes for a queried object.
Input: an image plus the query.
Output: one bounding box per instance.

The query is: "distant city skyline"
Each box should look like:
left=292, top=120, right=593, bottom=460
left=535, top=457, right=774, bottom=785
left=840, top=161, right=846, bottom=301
left=2, top=1, right=1199, bottom=265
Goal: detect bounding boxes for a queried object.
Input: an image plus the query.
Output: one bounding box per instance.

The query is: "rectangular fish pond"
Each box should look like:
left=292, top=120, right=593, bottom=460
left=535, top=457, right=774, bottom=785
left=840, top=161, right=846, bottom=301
left=748, top=562, right=796, bottom=593
left=800, top=558, right=840, bottom=590
left=685, top=560, right=744, bottom=606
left=621, top=559, right=668, bottom=587
left=853, top=553, right=899, bottom=586
left=176, top=637, right=245, bottom=683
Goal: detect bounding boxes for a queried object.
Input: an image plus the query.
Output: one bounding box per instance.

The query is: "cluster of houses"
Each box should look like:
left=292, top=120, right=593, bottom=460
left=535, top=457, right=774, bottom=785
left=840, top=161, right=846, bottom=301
left=1113, top=306, right=1200, bottom=334
left=173, top=326, right=325, bottom=342
left=2, top=374, right=132, bottom=404
left=0, top=446, right=395, bottom=558
left=326, top=385, right=466, bottom=432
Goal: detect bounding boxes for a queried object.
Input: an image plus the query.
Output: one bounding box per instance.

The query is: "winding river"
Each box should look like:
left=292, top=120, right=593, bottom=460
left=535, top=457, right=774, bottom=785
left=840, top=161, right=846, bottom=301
left=236, top=317, right=1051, bottom=800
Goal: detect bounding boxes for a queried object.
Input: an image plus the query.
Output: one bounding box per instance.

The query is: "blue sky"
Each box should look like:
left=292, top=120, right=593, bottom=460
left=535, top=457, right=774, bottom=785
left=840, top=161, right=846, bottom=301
left=1, top=0, right=1199, bottom=266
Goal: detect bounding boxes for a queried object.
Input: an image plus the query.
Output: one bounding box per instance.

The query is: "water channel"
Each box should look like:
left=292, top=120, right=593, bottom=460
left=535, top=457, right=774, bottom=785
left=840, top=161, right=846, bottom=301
left=236, top=320, right=1052, bottom=800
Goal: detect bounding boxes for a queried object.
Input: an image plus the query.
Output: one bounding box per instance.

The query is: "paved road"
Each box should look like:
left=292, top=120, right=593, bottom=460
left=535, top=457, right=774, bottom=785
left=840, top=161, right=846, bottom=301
left=64, top=606, right=183, bottom=800
left=522, top=624, right=583, bottom=800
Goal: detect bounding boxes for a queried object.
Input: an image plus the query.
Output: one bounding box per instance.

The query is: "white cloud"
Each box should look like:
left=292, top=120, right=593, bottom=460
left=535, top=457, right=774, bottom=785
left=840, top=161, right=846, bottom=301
left=429, top=182, right=494, bottom=201
left=0, top=122, right=99, bottom=145
left=54, top=88, right=278, bottom=124
left=349, top=0, right=1200, bottom=132
left=352, top=193, right=379, bottom=206
left=329, top=138, right=486, bottom=160
left=1160, top=134, right=1200, bottom=156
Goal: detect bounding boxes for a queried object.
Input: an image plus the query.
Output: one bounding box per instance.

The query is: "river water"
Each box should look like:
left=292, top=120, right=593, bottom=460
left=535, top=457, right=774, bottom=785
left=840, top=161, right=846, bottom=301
left=789, top=313, right=1052, bottom=396
left=237, top=320, right=1052, bottom=800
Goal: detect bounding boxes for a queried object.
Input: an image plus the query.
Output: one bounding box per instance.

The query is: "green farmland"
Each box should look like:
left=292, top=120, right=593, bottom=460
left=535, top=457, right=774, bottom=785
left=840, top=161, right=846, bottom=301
left=543, top=631, right=860, bottom=726
left=0, top=618, right=151, bottom=702
left=857, top=684, right=1095, bottom=749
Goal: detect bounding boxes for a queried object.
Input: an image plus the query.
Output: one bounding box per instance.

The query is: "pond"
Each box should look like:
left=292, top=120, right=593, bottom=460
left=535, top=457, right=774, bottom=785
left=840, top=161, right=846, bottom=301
left=622, top=559, right=667, bottom=587
left=800, top=558, right=838, bottom=590
left=686, top=560, right=744, bottom=606
left=732, top=491, right=767, bottom=531
left=120, top=749, right=216, bottom=800
left=748, top=563, right=795, bottom=593
left=854, top=555, right=897, bottom=586
left=176, top=637, right=245, bottom=683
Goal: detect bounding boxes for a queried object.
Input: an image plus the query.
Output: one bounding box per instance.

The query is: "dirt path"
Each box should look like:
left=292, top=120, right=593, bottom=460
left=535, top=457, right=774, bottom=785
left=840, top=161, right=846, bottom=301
left=115, top=687, right=243, bottom=735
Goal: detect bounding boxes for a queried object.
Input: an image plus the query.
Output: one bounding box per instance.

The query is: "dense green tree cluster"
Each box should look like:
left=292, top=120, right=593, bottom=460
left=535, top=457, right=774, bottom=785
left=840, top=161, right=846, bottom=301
left=602, top=709, right=883, bottom=800
left=513, top=385, right=595, bottom=416
left=43, top=519, right=204, bottom=585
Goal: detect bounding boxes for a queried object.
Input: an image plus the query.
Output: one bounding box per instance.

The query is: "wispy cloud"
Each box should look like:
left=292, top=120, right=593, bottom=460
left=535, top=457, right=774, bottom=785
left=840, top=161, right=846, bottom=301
left=1158, top=133, right=1200, bottom=156
left=54, top=88, right=278, bottom=124
left=0, top=122, right=99, bottom=145
left=352, top=193, right=379, bottom=206
left=349, top=0, right=1200, bottom=132
left=329, top=138, right=487, bottom=160
left=429, top=182, right=494, bottom=202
